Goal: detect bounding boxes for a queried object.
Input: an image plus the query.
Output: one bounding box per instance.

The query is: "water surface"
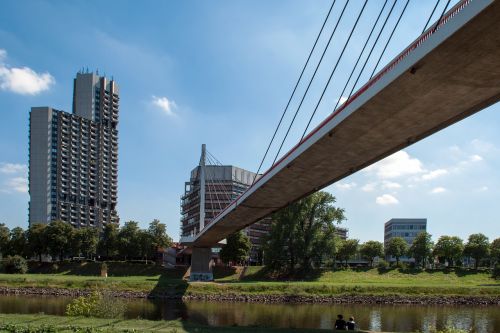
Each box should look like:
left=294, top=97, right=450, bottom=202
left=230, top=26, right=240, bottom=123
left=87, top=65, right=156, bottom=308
left=0, top=295, right=498, bottom=332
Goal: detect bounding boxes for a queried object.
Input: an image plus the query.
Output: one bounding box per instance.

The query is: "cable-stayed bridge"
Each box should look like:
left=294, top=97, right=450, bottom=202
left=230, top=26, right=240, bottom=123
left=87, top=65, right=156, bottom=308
left=181, top=0, right=500, bottom=279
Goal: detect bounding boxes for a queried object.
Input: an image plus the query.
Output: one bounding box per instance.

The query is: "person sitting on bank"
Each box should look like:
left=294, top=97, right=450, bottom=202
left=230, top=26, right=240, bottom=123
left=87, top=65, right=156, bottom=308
left=334, top=314, right=347, bottom=330
left=347, top=317, right=356, bottom=330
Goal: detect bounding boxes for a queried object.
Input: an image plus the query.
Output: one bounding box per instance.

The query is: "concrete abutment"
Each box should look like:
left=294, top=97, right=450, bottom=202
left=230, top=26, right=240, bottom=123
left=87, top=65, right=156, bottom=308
left=189, top=247, right=213, bottom=281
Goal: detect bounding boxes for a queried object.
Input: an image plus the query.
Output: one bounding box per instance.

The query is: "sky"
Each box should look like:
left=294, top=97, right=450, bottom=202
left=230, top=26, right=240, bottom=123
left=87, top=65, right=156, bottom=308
left=0, top=0, right=498, bottom=243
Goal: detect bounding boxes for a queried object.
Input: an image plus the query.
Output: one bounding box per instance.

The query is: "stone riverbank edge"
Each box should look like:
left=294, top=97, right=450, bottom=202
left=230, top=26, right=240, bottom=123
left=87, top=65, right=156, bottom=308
left=0, top=286, right=499, bottom=305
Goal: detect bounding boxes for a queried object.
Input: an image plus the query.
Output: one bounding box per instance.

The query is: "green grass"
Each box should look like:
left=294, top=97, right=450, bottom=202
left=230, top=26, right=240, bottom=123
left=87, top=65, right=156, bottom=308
left=0, top=263, right=498, bottom=298
left=0, top=314, right=364, bottom=333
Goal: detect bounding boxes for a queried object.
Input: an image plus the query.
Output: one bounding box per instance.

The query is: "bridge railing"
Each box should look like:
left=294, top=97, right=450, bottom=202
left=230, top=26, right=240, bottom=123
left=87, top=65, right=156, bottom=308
left=197, top=0, right=474, bottom=235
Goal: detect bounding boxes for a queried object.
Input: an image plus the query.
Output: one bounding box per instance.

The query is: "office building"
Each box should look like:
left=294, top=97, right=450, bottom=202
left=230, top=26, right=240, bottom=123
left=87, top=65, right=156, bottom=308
left=384, top=218, right=427, bottom=262
left=181, top=145, right=271, bottom=263
left=28, top=71, right=119, bottom=227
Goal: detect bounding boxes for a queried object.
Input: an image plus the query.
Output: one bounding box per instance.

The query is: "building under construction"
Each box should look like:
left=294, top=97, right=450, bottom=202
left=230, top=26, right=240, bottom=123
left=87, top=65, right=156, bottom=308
left=180, top=144, right=271, bottom=264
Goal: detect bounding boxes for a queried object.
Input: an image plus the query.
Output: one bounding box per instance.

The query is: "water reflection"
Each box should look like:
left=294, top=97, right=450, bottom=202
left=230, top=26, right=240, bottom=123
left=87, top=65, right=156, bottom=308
left=0, top=295, right=498, bottom=332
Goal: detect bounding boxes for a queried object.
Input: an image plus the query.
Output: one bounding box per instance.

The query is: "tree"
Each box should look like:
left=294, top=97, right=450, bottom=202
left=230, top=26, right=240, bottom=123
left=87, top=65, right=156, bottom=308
left=27, top=223, right=48, bottom=262
left=79, top=227, right=99, bottom=259
left=360, top=241, right=384, bottom=267
left=491, top=238, right=500, bottom=266
left=7, top=227, right=27, bottom=257
left=69, top=229, right=83, bottom=258
left=98, top=223, right=119, bottom=258
left=0, top=223, right=10, bottom=258
left=409, top=232, right=433, bottom=267
left=433, top=236, right=464, bottom=267
left=219, top=231, right=252, bottom=265
left=337, top=239, right=359, bottom=266
left=117, top=221, right=141, bottom=259
left=463, top=233, right=490, bottom=269
left=137, top=229, right=152, bottom=261
left=147, top=219, right=173, bottom=259
left=262, top=191, right=345, bottom=273
left=385, top=237, right=408, bottom=266
left=45, top=220, right=73, bottom=261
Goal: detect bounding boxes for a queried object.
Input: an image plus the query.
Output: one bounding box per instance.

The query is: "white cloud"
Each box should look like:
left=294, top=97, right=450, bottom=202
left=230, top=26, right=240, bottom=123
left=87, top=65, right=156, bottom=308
left=152, top=95, right=177, bottom=116
left=477, top=186, right=488, bottom=192
left=336, top=96, right=348, bottom=107
left=364, top=151, right=424, bottom=179
left=0, top=49, right=55, bottom=95
left=335, top=182, right=356, bottom=190
left=470, top=139, right=496, bottom=154
left=430, top=187, right=446, bottom=194
left=0, top=163, right=27, bottom=174
left=421, top=168, right=448, bottom=181
left=469, top=154, right=483, bottom=162
left=5, top=177, right=28, bottom=193
left=361, top=183, right=376, bottom=192
left=381, top=181, right=401, bottom=189
left=376, top=194, right=399, bottom=205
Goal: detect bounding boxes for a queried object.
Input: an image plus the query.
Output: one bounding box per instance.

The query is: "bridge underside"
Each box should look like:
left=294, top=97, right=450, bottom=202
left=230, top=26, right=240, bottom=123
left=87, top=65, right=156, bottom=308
left=185, top=0, right=500, bottom=247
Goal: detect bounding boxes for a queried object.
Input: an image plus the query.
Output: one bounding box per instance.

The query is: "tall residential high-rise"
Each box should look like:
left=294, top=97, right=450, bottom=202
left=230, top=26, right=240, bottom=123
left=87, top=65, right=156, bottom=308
left=28, top=71, right=119, bottom=228
left=181, top=145, right=271, bottom=263
left=384, top=218, right=427, bottom=262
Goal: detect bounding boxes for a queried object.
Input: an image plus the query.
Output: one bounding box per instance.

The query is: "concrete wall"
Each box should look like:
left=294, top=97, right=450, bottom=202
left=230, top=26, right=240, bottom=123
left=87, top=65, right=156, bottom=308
left=73, top=72, right=99, bottom=121
left=29, top=107, right=52, bottom=225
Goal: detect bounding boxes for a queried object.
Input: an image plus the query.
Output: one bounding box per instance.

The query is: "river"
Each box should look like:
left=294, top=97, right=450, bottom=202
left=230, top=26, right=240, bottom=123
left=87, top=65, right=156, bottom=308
left=0, top=295, right=498, bottom=332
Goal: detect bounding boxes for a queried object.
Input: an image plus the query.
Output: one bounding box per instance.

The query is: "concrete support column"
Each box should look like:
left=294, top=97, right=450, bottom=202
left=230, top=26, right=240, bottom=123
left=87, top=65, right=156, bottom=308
left=190, top=247, right=213, bottom=281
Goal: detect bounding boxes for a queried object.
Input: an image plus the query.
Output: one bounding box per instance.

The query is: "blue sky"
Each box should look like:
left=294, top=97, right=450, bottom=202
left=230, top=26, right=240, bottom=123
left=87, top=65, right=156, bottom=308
left=0, top=0, right=498, bottom=243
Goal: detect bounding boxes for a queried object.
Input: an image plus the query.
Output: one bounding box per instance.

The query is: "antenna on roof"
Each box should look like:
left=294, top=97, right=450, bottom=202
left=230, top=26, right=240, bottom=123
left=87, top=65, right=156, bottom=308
left=96, top=68, right=99, bottom=75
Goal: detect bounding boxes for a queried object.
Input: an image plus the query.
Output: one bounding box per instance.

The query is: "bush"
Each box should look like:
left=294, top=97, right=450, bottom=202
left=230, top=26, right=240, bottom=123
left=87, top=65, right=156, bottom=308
left=2, top=256, right=28, bottom=274
left=377, top=259, right=389, bottom=270
left=396, top=261, right=408, bottom=269
left=492, top=264, right=500, bottom=279
left=66, top=290, right=126, bottom=319
left=0, top=323, right=58, bottom=332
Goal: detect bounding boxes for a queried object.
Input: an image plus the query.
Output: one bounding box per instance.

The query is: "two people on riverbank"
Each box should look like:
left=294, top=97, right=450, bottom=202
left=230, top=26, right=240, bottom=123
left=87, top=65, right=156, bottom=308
left=334, top=314, right=356, bottom=330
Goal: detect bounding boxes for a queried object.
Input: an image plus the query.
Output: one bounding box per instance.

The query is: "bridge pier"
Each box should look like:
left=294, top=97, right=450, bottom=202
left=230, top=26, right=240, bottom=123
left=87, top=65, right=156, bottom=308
left=189, top=247, right=214, bottom=282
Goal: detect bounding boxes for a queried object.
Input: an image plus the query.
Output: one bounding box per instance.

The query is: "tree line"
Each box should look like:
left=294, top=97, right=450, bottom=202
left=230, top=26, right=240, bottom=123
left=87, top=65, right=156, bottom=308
left=259, top=191, right=500, bottom=274
left=0, top=219, right=173, bottom=262
left=383, top=232, right=499, bottom=269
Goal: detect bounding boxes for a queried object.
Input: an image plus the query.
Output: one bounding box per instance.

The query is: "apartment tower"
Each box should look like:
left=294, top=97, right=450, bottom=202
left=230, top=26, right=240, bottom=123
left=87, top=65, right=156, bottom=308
left=28, top=71, right=119, bottom=227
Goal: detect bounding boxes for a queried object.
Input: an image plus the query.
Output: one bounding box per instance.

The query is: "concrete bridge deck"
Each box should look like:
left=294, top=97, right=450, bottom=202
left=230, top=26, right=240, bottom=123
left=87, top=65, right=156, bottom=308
left=182, top=0, right=500, bottom=247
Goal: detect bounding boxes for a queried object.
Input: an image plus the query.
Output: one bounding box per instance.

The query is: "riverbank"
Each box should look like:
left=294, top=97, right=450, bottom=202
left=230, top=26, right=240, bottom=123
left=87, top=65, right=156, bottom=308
left=0, top=286, right=498, bottom=305
left=0, top=264, right=498, bottom=305
left=0, top=313, right=364, bottom=333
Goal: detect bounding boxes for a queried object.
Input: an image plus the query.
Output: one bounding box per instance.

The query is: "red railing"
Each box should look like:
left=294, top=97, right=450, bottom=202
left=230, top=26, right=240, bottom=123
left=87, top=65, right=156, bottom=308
left=200, top=0, right=473, bottom=234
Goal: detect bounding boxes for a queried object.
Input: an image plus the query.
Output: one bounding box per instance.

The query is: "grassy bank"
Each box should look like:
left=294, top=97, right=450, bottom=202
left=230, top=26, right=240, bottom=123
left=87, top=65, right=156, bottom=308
left=0, top=262, right=498, bottom=298
left=0, top=314, right=361, bottom=333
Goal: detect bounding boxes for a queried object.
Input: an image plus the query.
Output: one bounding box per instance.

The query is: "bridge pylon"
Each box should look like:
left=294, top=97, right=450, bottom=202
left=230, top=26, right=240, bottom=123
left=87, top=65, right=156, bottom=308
left=189, top=247, right=214, bottom=281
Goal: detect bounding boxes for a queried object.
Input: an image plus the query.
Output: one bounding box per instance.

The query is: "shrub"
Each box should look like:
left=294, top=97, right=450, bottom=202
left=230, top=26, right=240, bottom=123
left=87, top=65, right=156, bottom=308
left=396, top=261, right=408, bottom=269
left=492, top=264, right=500, bottom=279
left=66, top=290, right=126, bottom=319
left=0, top=323, right=58, bottom=332
left=377, top=259, right=389, bottom=270
left=2, top=255, right=28, bottom=274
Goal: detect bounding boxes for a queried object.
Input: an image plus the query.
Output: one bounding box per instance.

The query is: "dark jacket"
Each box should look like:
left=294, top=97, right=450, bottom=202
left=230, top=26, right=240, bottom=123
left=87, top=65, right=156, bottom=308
left=334, top=319, right=347, bottom=330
